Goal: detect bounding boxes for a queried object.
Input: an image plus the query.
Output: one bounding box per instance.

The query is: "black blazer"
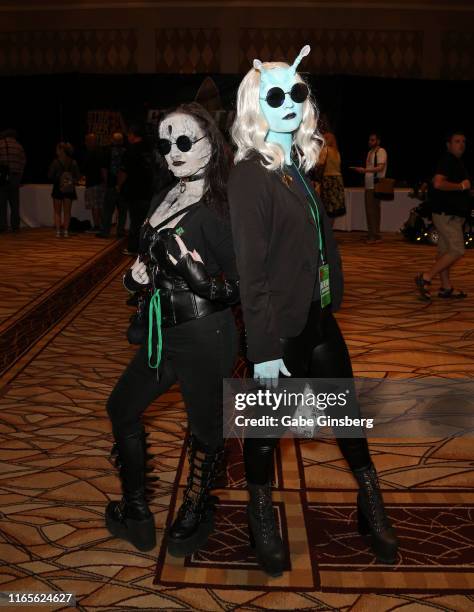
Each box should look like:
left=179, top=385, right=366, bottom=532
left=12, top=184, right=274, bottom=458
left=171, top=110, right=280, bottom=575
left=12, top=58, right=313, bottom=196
left=228, top=156, right=344, bottom=363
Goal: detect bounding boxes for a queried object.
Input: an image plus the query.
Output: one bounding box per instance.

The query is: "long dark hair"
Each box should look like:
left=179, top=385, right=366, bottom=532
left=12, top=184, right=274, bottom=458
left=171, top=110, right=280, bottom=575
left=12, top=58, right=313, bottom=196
left=159, top=102, right=229, bottom=217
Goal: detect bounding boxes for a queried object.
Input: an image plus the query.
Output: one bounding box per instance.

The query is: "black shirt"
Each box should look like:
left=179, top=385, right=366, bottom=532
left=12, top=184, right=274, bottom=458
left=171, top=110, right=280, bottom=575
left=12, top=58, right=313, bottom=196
left=432, top=152, right=471, bottom=217
left=121, top=140, right=154, bottom=201
left=103, top=145, right=126, bottom=189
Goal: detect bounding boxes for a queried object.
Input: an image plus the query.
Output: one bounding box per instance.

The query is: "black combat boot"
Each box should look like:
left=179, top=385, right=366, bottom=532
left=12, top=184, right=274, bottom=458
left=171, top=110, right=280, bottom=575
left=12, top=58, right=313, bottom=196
left=247, top=481, right=287, bottom=577
left=105, top=427, right=157, bottom=552
left=167, top=435, right=224, bottom=557
left=354, top=462, right=399, bottom=564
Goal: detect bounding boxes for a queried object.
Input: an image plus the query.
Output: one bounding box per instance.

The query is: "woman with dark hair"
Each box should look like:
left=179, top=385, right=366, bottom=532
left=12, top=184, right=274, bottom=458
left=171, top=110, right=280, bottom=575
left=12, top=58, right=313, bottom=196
left=105, top=103, right=239, bottom=556
left=48, top=142, right=80, bottom=237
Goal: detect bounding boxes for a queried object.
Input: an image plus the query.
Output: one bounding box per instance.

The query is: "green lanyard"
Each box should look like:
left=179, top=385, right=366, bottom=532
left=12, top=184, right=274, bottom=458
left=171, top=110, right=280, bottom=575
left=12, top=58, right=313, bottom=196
left=292, top=162, right=326, bottom=265
left=148, top=289, right=163, bottom=370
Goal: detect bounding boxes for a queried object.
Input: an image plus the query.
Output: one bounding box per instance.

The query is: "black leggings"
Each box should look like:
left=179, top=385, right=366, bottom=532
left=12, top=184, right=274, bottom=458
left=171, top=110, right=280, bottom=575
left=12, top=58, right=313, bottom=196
left=107, top=309, right=238, bottom=450
left=245, top=301, right=371, bottom=484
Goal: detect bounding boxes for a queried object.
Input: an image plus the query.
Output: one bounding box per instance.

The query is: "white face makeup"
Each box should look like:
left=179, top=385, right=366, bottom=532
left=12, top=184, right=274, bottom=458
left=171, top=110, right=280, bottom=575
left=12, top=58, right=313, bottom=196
left=158, top=113, right=212, bottom=178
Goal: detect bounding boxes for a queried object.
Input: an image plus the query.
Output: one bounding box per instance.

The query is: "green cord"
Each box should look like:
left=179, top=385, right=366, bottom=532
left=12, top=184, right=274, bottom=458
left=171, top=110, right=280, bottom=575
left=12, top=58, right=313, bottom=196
left=148, top=289, right=162, bottom=369
left=292, top=162, right=326, bottom=264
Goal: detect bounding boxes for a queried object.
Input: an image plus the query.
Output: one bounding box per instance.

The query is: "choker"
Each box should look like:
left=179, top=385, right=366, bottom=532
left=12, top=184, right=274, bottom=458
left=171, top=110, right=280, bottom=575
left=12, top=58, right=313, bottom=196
left=178, top=173, right=205, bottom=193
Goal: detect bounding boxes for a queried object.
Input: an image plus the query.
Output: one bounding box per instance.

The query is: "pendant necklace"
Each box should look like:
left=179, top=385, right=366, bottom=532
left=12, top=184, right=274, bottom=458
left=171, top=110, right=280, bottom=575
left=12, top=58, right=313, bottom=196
left=178, top=172, right=205, bottom=194
left=281, top=172, right=293, bottom=187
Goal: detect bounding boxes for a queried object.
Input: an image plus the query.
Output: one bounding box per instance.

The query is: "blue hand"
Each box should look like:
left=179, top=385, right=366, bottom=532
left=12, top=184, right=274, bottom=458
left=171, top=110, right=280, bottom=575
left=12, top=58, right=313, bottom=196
left=254, top=359, right=291, bottom=389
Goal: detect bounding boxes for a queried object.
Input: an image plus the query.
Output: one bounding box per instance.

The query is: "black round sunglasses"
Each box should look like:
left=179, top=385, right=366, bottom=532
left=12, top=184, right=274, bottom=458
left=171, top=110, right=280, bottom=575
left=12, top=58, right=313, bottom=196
left=260, top=82, right=309, bottom=108
left=157, top=134, right=206, bottom=156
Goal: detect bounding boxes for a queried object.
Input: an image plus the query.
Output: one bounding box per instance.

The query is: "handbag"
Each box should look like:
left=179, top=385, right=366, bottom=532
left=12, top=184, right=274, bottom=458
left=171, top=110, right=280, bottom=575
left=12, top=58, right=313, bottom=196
left=374, top=178, right=396, bottom=201
left=373, top=148, right=395, bottom=201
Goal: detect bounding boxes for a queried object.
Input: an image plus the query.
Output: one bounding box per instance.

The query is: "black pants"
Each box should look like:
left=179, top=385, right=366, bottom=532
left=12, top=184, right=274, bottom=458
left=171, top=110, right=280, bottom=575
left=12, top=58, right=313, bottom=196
left=126, top=198, right=149, bottom=253
left=107, top=309, right=238, bottom=450
left=245, top=301, right=371, bottom=484
left=102, top=188, right=127, bottom=236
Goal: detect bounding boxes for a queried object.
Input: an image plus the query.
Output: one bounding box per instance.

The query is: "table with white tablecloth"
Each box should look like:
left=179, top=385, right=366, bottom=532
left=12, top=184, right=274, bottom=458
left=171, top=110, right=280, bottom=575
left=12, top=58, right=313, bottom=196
left=19, top=184, right=415, bottom=231
left=20, top=184, right=89, bottom=228
left=333, top=188, right=415, bottom=232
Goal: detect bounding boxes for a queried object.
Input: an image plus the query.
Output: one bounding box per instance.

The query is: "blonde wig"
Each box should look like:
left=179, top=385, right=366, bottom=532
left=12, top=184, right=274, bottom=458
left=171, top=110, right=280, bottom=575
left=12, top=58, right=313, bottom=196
left=231, top=62, right=322, bottom=172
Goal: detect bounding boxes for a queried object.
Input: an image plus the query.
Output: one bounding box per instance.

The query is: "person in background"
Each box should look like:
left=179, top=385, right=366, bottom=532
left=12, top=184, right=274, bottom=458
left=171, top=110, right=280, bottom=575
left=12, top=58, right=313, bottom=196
left=48, top=142, right=81, bottom=238
left=316, top=131, right=346, bottom=225
left=97, top=132, right=127, bottom=239
left=118, top=122, right=155, bottom=256
left=82, top=133, right=105, bottom=232
left=0, top=129, right=26, bottom=233
left=415, top=131, right=471, bottom=300
left=351, top=132, right=387, bottom=244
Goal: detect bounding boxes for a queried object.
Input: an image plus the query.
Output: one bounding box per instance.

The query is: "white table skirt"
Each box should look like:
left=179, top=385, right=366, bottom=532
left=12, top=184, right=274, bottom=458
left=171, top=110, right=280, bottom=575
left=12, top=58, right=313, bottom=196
left=333, top=188, right=415, bottom=232
left=19, top=184, right=415, bottom=231
left=20, top=184, right=89, bottom=228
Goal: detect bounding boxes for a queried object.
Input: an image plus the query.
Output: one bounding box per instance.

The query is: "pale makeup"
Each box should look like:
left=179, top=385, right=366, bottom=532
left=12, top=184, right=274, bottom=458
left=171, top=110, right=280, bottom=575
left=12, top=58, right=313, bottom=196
left=158, top=113, right=212, bottom=178
left=130, top=113, right=211, bottom=282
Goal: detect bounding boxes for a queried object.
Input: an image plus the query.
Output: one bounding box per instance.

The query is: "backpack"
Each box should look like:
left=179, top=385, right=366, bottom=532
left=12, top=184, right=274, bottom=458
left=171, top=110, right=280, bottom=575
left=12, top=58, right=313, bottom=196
left=59, top=162, right=75, bottom=194
left=68, top=217, right=91, bottom=233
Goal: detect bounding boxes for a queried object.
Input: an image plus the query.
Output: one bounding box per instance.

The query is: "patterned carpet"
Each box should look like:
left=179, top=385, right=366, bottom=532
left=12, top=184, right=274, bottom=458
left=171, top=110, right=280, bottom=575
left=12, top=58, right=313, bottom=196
left=0, top=230, right=473, bottom=611
left=0, top=229, right=126, bottom=377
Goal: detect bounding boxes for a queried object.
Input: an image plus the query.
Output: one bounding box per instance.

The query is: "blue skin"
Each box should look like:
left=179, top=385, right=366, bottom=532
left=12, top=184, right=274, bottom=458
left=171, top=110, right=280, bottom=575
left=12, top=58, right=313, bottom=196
left=254, top=66, right=305, bottom=388
left=259, top=67, right=304, bottom=165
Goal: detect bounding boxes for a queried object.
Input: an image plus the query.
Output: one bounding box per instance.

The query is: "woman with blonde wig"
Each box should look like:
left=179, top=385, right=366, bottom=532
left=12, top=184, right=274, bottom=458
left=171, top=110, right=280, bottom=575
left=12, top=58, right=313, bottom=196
left=228, top=46, right=398, bottom=577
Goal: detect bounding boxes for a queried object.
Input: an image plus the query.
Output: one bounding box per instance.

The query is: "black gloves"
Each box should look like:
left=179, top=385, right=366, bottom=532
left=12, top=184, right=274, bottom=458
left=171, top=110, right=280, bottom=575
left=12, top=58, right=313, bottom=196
left=123, top=268, right=151, bottom=293
left=175, top=254, right=239, bottom=305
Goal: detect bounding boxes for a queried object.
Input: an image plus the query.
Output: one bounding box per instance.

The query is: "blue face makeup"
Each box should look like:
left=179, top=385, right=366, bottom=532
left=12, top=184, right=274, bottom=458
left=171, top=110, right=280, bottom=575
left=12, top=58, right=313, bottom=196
left=259, top=69, right=307, bottom=134
left=255, top=45, right=310, bottom=135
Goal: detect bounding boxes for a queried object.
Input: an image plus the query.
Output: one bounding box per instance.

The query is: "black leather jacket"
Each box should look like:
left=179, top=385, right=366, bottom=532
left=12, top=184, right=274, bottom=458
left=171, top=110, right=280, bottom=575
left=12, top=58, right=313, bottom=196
left=123, top=200, right=239, bottom=328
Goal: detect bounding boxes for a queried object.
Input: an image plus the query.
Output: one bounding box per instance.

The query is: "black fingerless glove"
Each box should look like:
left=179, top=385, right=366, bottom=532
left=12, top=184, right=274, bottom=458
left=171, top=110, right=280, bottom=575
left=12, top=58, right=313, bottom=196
left=175, top=254, right=239, bottom=304
left=123, top=268, right=151, bottom=293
